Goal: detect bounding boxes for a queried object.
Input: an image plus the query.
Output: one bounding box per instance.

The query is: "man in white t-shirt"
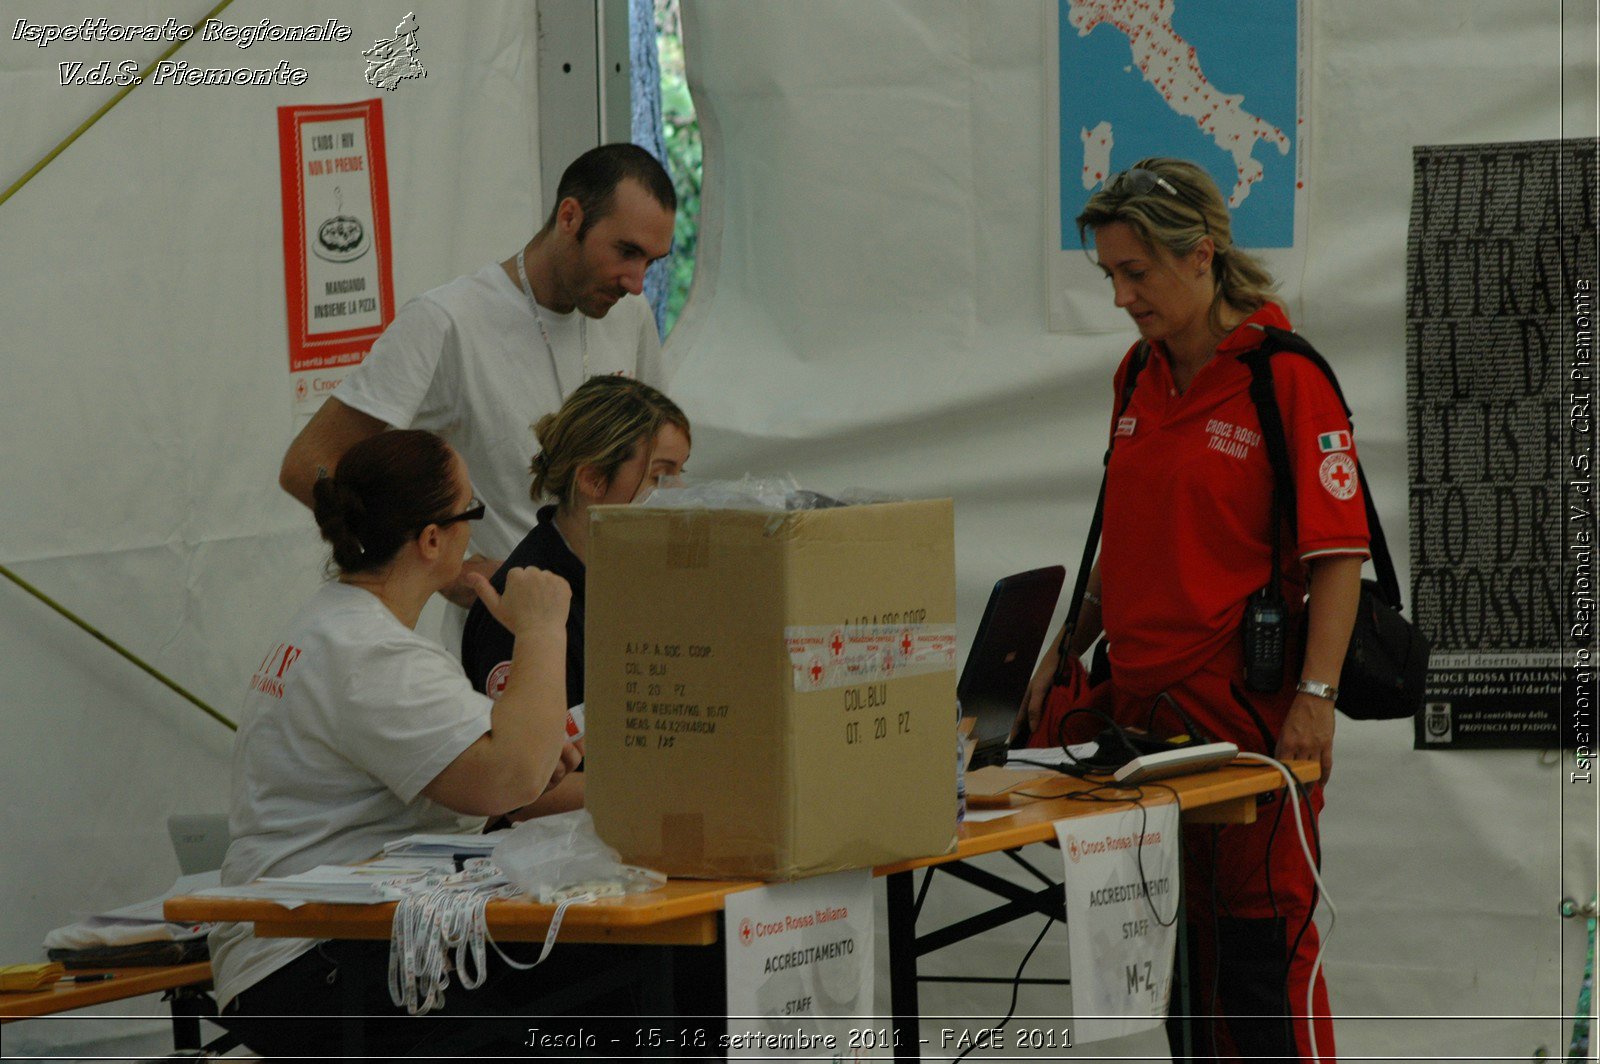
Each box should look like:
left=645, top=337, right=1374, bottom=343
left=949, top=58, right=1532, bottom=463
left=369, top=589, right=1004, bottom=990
left=278, top=144, right=677, bottom=604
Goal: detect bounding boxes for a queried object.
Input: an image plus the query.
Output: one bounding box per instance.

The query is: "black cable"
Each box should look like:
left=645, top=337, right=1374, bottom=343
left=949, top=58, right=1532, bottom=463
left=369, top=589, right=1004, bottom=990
left=1132, top=781, right=1182, bottom=928
left=950, top=916, right=1055, bottom=1063
left=1059, top=781, right=1181, bottom=929
left=1147, top=691, right=1209, bottom=744
left=1263, top=779, right=1288, bottom=921
left=1052, top=704, right=1130, bottom=776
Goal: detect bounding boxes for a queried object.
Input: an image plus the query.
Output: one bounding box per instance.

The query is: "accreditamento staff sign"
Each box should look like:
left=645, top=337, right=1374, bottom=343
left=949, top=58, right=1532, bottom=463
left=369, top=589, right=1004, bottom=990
left=723, top=869, right=875, bottom=1060
left=1054, top=799, right=1180, bottom=1044
left=277, top=98, right=395, bottom=424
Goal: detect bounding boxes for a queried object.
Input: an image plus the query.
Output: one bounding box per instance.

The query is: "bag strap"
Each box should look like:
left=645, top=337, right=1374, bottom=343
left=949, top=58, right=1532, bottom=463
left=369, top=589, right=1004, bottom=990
left=1241, top=324, right=1403, bottom=609
left=1052, top=342, right=1147, bottom=684
left=1242, top=346, right=1288, bottom=600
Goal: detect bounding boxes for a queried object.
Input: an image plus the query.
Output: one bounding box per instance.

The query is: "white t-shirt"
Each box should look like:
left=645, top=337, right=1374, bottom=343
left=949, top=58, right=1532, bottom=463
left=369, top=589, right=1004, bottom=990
left=333, top=263, right=664, bottom=560
left=209, top=581, right=493, bottom=1007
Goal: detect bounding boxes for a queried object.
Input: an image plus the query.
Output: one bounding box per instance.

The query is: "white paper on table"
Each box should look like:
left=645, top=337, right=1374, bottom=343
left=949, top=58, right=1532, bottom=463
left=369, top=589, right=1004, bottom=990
left=722, top=869, right=878, bottom=1058
left=1006, top=741, right=1099, bottom=769
left=963, top=807, right=1023, bottom=823
left=191, top=860, right=454, bottom=906
left=44, top=872, right=223, bottom=949
left=381, top=831, right=508, bottom=858
left=1054, top=799, right=1181, bottom=1044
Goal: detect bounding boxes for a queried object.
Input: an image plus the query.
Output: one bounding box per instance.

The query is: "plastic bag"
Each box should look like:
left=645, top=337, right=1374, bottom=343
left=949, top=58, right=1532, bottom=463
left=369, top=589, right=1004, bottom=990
left=490, top=810, right=664, bottom=904
left=636, top=473, right=803, bottom=511
left=637, top=473, right=902, bottom=512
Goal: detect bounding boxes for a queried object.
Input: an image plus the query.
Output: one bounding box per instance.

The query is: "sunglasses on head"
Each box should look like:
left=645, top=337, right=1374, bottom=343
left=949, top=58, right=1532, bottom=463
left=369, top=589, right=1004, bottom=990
left=1103, top=167, right=1211, bottom=236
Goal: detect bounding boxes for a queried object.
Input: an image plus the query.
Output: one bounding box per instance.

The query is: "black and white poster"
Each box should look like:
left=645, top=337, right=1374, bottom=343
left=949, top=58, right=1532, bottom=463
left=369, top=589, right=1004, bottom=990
left=1407, top=138, right=1598, bottom=751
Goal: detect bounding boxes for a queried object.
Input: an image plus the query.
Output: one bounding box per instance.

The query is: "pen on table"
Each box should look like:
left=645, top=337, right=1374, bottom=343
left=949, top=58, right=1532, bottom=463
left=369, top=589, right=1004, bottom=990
left=58, top=974, right=115, bottom=984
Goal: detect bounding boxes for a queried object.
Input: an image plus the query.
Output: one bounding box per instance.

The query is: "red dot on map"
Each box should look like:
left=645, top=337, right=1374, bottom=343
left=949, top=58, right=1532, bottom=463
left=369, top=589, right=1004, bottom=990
left=1297, top=181, right=1304, bottom=189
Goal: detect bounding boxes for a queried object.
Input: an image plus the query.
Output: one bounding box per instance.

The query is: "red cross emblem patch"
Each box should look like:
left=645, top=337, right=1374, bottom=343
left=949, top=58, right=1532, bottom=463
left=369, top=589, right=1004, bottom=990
left=486, top=661, right=512, bottom=700
left=1319, top=453, right=1358, bottom=500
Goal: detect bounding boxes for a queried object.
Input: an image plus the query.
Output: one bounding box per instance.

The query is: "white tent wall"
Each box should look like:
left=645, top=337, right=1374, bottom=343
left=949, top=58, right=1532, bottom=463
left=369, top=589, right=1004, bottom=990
left=1, top=1, right=542, bottom=1054
left=667, top=0, right=1596, bottom=1059
left=0, top=0, right=1593, bottom=1060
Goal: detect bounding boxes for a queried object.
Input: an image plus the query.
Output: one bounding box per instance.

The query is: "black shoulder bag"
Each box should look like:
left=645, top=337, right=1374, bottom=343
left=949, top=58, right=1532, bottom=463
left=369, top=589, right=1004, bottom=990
left=1240, top=325, right=1431, bottom=721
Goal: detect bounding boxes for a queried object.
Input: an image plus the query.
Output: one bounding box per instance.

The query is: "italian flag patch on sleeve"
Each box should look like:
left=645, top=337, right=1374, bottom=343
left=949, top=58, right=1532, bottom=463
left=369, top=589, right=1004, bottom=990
left=1317, top=430, right=1352, bottom=453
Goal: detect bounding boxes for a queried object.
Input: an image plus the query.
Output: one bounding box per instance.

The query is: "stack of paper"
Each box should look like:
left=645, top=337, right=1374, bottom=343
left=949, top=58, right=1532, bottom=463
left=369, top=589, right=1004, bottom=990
left=193, top=861, right=441, bottom=908
left=380, top=830, right=510, bottom=860
left=44, top=872, right=220, bottom=949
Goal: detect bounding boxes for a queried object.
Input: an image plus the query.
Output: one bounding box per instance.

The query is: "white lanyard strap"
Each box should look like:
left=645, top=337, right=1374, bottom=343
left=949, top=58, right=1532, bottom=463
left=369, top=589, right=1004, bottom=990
left=515, top=247, right=588, bottom=394
left=385, top=863, right=580, bottom=1015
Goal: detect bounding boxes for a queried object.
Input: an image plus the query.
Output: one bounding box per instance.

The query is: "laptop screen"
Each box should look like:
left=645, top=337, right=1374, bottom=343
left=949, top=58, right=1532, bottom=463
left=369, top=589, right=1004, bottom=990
left=958, top=565, right=1065, bottom=769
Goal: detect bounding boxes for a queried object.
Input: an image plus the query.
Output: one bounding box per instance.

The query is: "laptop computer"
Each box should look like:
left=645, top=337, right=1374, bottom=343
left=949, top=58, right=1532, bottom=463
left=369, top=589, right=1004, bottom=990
left=959, top=565, right=1066, bottom=770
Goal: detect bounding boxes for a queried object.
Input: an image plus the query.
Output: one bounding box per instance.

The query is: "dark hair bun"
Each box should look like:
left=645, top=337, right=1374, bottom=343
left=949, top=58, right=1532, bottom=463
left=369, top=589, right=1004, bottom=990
left=311, top=476, right=369, bottom=572
left=311, top=431, right=459, bottom=575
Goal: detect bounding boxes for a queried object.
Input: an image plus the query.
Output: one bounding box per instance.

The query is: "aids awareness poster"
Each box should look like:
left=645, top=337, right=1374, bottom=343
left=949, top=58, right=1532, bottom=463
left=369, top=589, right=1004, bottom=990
left=1055, top=801, right=1180, bottom=1044
left=1406, top=139, right=1598, bottom=750
left=722, top=870, right=876, bottom=1060
left=277, top=99, right=395, bottom=424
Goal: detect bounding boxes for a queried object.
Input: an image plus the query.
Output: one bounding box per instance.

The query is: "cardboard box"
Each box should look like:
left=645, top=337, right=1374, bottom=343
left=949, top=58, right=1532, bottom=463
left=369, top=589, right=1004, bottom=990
left=585, top=499, right=959, bottom=880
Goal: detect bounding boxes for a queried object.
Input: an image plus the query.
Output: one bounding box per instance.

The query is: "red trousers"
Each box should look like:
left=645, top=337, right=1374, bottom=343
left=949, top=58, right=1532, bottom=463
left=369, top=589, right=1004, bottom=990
left=1036, top=635, right=1336, bottom=1062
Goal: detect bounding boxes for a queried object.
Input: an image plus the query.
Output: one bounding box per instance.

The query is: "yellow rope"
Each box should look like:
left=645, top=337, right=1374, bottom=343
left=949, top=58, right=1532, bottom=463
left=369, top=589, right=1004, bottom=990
left=0, top=0, right=236, bottom=209
left=1, top=563, right=236, bottom=732
left=0, top=1, right=242, bottom=731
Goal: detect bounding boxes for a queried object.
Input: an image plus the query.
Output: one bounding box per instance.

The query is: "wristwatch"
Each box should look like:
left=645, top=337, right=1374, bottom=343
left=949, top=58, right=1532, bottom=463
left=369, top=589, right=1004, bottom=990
left=1295, top=679, right=1339, bottom=702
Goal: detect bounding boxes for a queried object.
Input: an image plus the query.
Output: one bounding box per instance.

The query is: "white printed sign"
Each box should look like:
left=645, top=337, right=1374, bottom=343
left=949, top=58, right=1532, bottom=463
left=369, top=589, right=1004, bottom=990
left=723, top=869, right=876, bottom=1060
left=1055, top=800, right=1180, bottom=1044
left=276, top=99, right=395, bottom=425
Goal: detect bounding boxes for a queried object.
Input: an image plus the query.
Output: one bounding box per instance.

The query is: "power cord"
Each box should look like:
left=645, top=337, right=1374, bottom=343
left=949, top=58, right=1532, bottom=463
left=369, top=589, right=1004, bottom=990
left=949, top=915, right=1054, bottom=1063
left=1234, top=751, right=1334, bottom=1064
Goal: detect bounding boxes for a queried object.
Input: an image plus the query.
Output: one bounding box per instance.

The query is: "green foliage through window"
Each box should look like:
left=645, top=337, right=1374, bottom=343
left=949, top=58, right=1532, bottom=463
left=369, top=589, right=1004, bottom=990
left=655, top=0, right=699, bottom=337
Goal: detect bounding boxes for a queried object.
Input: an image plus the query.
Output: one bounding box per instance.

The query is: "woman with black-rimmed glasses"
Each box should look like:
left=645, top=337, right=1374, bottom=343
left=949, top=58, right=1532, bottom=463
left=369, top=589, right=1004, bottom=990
left=210, top=429, right=635, bottom=1057
left=1022, top=159, right=1368, bottom=1062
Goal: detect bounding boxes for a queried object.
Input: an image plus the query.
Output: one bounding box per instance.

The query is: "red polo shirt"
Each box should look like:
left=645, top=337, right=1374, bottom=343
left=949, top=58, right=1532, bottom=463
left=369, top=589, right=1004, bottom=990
left=1099, top=303, right=1370, bottom=697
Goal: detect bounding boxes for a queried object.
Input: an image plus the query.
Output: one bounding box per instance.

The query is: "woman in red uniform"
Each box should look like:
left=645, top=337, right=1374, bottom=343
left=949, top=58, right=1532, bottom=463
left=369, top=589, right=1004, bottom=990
left=1025, top=158, right=1367, bottom=1061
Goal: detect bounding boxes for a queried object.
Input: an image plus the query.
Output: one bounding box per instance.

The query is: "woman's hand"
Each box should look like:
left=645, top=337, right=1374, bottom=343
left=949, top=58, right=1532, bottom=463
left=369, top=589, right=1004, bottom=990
left=1016, top=643, right=1063, bottom=740
left=443, top=555, right=502, bottom=607
left=542, top=741, right=585, bottom=793
left=466, top=565, right=570, bottom=636
left=1277, top=692, right=1335, bottom=785
left=1289, top=554, right=1362, bottom=787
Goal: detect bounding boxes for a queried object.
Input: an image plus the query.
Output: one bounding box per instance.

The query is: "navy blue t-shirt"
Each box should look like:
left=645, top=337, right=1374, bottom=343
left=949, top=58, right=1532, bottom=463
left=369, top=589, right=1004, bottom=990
left=461, top=505, right=585, bottom=707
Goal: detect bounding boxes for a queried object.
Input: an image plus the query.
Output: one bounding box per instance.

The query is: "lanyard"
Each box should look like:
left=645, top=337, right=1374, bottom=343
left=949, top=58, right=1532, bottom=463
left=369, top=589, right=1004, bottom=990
left=515, top=247, right=588, bottom=395
left=386, top=861, right=593, bottom=1015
